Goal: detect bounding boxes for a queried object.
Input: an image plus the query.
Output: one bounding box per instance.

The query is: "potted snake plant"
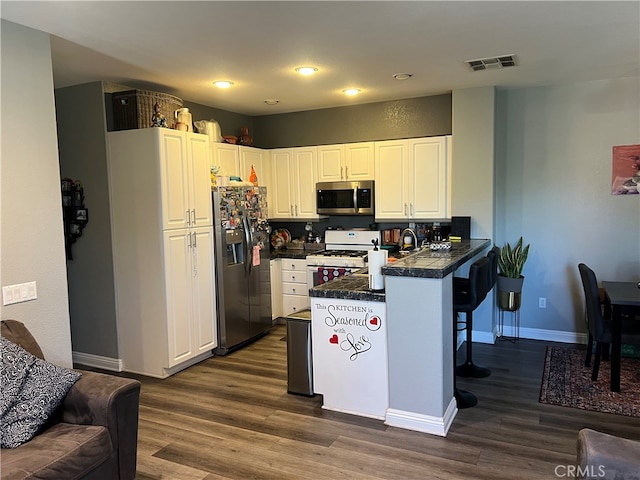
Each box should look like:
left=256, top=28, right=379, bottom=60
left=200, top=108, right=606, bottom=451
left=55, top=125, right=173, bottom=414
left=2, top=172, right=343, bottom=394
left=497, top=237, right=530, bottom=311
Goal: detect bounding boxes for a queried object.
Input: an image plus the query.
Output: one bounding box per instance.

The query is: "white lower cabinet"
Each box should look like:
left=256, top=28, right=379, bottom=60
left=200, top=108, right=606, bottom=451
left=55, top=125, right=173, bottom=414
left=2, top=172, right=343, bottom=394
left=281, top=259, right=309, bottom=316
left=164, top=227, right=217, bottom=367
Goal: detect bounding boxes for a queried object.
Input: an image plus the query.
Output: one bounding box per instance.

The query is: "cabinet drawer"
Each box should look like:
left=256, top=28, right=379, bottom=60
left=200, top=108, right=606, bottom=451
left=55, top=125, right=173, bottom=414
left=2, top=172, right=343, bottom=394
left=283, top=295, right=310, bottom=316
left=281, top=259, right=307, bottom=272
left=282, top=282, right=308, bottom=296
left=282, top=270, right=307, bottom=284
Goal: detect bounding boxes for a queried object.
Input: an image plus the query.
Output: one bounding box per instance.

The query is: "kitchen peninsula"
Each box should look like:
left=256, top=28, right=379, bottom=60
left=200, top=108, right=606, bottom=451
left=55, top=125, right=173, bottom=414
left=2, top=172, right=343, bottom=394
left=309, top=239, right=491, bottom=436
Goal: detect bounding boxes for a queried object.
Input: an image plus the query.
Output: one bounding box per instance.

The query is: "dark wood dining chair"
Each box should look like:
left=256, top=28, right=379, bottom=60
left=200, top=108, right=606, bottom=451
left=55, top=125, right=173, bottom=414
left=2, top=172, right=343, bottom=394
left=578, top=263, right=640, bottom=381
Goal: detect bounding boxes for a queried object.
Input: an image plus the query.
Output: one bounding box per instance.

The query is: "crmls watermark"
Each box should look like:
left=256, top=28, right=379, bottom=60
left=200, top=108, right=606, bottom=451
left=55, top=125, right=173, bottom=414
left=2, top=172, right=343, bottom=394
left=554, top=464, right=606, bottom=478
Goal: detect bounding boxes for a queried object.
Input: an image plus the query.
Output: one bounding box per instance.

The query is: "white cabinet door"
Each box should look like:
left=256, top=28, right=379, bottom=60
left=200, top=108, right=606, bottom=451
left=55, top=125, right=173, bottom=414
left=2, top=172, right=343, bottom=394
left=164, top=229, right=194, bottom=367
left=317, top=144, right=344, bottom=182
left=239, top=146, right=264, bottom=183
left=159, top=131, right=190, bottom=230
left=409, top=137, right=448, bottom=218
left=187, top=133, right=213, bottom=227
left=344, top=142, right=375, bottom=180
left=293, top=146, right=317, bottom=218
left=190, top=226, right=217, bottom=353
left=213, top=143, right=239, bottom=177
left=271, top=149, right=294, bottom=217
left=375, top=137, right=449, bottom=220
left=317, top=142, right=374, bottom=181
left=374, top=140, right=409, bottom=219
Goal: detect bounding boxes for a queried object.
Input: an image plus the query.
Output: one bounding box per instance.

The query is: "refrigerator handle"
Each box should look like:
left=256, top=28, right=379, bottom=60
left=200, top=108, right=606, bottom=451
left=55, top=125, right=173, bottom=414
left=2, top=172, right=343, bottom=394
left=243, top=214, right=252, bottom=274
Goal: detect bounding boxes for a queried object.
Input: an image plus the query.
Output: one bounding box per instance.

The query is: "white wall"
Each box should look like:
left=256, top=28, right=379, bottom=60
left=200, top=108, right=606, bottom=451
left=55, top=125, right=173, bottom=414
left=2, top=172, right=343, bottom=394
left=1, top=20, right=73, bottom=367
left=495, top=77, right=640, bottom=338
left=451, top=87, right=496, bottom=337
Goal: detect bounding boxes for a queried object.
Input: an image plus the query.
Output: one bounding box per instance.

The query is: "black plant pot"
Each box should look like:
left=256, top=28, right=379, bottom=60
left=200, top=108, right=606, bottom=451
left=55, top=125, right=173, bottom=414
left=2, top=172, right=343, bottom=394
left=497, top=275, right=524, bottom=311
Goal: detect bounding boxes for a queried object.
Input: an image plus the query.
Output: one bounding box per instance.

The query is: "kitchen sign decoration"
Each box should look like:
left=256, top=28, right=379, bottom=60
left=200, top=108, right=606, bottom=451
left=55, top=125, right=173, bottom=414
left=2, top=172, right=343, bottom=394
left=611, top=144, right=640, bottom=195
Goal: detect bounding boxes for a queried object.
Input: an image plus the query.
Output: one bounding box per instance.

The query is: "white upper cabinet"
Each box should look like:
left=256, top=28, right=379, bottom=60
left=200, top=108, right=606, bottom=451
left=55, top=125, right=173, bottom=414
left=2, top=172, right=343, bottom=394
left=159, top=130, right=212, bottom=230
left=317, top=142, right=374, bottom=182
left=374, top=136, right=450, bottom=220
left=240, top=146, right=271, bottom=189
left=212, top=143, right=239, bottom=177
left=270, top=146, right=320, bottom=219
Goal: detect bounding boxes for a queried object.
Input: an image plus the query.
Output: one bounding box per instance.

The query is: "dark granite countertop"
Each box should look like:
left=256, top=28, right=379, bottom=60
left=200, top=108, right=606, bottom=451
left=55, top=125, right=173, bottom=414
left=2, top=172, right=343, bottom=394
left=309, top=239, right=491, bottom=300
left=382, top=239, right=491, bottom=279
left=270, top=249, right=308, bottom=260
left=309, top=269, right=386, bottom=303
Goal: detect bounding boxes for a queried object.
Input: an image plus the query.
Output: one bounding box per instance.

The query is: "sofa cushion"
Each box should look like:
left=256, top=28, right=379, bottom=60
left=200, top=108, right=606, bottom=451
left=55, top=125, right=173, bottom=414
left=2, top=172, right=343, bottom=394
left=0, top=422, right=113, bottom=480
left=1, top=337, right=81, bottom=448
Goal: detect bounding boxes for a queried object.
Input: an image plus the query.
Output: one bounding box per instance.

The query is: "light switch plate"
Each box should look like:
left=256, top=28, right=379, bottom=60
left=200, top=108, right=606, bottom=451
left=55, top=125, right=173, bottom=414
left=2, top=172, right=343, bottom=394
left=2, top=281, right=37, bottom=305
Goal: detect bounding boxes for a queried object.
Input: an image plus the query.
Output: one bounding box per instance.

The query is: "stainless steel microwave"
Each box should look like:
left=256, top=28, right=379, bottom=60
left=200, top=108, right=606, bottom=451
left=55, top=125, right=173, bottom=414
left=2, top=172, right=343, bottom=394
left=316, top=180, right=374, bottom=215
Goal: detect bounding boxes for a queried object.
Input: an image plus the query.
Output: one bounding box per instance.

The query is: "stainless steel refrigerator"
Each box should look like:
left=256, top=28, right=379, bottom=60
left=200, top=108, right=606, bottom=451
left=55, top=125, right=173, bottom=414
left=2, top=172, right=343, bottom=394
left=212, top=186, right=272, bottom=355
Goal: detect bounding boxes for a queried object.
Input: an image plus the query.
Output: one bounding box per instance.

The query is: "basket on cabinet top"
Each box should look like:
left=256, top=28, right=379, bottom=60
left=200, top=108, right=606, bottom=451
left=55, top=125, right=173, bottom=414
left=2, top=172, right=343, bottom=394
left=112, top=89, right=183, bottom=131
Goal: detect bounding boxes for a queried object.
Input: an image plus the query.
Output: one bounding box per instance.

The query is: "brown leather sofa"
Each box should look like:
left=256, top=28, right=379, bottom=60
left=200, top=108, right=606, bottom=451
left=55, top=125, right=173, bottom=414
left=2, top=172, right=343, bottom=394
left=1, top=320, right=141, bottom=479
left=577, top=428, right=640, bottom=480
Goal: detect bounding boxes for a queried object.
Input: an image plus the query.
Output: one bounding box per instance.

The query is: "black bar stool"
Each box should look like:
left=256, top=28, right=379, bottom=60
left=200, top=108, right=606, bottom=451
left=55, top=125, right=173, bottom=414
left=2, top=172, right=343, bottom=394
left=453, top=256, right=492, bottom=408
left=454, top=249, right=496, bottom=379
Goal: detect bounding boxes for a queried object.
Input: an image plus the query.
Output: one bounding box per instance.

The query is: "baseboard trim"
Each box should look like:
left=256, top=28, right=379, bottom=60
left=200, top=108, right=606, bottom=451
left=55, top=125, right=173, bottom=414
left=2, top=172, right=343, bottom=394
left=467, top=326, right=588, bottom=345
left=72, top=351, right=123, bottom=372
left=385, top=397, right=457, bottom=437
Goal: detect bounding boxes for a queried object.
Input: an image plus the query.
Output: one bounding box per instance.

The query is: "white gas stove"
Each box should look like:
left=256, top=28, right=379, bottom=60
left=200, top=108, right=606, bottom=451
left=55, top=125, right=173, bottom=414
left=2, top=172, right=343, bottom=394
left=305, top=230, right=381, bottom=268
left=305, top=230, right=381, bottom=289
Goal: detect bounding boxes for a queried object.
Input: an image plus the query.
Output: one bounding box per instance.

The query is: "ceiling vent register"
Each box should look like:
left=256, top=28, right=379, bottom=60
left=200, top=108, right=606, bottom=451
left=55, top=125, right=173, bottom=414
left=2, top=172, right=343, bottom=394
left=466, top=55, right=517, bottom=72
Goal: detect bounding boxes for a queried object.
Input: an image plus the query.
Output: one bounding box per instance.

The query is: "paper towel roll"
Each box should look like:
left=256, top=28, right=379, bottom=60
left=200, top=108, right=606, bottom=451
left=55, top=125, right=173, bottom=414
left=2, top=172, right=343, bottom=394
left=368, top=249, right=388, bottom=291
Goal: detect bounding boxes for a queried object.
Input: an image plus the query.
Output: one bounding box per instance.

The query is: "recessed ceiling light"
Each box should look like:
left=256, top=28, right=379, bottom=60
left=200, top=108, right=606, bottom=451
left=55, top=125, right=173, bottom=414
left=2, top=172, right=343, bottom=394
left=264, top=99, right=279, bottom=105
left=343, top=88, right=361, bottom=96
left=295, top=66, right=318, bottom=76
left=393, top=73, right=413, bottom=80
left=213, top=81, right=234, bottom=88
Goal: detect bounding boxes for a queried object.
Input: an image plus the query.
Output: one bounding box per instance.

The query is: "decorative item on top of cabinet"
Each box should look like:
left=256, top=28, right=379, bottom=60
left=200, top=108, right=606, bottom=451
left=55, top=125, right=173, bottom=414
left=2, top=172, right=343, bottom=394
left=61, top=178, right=89, bottom=260
left=238, top=126, right=253, bottom=146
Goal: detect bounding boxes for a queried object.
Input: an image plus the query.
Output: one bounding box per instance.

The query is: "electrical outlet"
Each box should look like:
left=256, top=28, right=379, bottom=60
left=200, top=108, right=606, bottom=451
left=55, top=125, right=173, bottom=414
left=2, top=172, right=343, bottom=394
left=409, top=222, right=415, bottom=229
left=539, top=297, right=546, bottom=309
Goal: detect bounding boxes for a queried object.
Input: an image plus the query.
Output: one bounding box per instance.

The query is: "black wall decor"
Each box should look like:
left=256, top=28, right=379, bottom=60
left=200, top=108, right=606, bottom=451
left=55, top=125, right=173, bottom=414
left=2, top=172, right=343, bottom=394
left=61, top=178, right=89, bottom=260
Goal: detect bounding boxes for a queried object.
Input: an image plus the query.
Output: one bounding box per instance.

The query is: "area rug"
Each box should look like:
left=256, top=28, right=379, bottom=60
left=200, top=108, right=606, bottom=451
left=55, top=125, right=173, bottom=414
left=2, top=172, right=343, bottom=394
left=539, top=346, right=640, bottom=417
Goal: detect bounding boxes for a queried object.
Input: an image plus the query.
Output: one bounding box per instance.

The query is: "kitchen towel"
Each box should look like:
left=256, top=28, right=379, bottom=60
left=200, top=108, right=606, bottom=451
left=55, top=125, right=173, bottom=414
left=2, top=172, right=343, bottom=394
left=317, top=267, right=352, bottom=285
left=368, top=249, right=388, bottom=291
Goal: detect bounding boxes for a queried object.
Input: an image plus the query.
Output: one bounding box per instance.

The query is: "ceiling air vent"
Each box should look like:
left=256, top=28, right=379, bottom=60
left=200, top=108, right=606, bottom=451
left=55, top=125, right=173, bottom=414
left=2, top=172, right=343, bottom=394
left=466, top=55, right=517, bottom=72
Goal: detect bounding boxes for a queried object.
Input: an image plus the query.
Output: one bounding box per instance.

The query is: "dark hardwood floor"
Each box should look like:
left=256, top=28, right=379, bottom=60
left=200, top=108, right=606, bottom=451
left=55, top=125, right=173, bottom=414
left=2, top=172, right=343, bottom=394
left=113, top=326, right=640, bottom=479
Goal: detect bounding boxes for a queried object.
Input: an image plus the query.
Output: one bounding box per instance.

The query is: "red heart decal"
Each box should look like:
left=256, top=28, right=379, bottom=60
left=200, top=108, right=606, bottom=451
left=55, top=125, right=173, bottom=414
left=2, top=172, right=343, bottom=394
left=329, top=334, right=339, bottom=344
left=370, top=316, right=379, bottom=326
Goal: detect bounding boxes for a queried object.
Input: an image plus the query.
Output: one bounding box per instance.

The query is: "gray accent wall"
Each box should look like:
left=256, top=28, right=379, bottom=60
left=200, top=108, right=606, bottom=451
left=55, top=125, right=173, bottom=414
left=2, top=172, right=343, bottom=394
left=56, top=82, right=119, bottom=359
left=252, top=94, right=452, bottom=148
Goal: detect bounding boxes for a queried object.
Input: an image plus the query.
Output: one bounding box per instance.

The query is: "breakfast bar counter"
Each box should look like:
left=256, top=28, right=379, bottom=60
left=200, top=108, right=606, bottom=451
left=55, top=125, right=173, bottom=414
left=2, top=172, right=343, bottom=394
left=308, top=239, right=491, bottom=435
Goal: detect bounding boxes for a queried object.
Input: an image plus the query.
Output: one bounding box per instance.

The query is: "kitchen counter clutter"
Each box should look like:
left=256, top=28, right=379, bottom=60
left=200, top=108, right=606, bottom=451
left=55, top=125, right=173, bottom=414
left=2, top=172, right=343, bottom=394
left=383, top=239, right=491, bottom=278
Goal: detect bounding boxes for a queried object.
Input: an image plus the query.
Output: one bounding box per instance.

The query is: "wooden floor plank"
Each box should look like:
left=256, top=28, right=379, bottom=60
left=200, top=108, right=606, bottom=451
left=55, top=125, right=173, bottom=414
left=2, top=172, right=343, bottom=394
left=79, top=325, right=640, bottom=479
